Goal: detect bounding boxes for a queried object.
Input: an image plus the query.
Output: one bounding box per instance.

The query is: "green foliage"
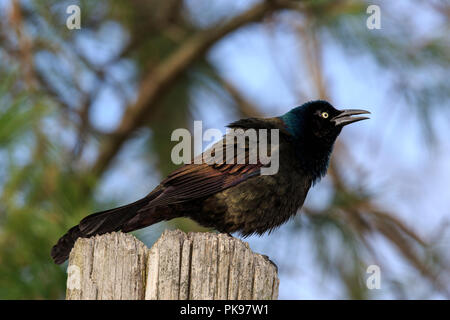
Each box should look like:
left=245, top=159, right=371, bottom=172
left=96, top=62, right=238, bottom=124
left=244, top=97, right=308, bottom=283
left=0, top=74, right=98, bottom=298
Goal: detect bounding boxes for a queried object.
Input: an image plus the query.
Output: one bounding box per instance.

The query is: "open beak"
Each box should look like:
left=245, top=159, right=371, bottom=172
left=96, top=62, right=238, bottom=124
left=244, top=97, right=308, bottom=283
left=332, top=109, right=371, bottom=127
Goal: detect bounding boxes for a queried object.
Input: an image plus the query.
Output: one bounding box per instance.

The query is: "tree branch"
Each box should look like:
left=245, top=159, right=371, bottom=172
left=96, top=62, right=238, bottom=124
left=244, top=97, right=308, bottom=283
left=91, top=0, right=291, bottom=177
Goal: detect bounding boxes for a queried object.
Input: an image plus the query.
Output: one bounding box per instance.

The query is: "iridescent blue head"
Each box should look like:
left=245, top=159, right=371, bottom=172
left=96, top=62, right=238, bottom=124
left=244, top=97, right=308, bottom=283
left=280, top=100, right=370, bottom=182
left=281, top=100, right=370, bottom=142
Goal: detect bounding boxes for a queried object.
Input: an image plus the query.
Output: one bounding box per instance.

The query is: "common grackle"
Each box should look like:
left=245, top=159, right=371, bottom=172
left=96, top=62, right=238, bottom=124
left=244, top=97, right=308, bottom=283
left=51, top=100, right=370, bottom=264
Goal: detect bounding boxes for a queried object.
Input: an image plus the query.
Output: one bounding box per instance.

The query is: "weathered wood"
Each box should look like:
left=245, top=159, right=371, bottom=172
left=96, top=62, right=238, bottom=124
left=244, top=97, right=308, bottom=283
left=66, top=232, right=148, bottom=300
left=66, top=230, right=279, bottom=300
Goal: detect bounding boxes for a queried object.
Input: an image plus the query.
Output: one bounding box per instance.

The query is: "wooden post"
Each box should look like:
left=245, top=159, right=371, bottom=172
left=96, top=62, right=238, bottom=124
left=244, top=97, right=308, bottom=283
left=65, top=232, right=148, bottom=300
left=66, top=230, right=279, bottom=300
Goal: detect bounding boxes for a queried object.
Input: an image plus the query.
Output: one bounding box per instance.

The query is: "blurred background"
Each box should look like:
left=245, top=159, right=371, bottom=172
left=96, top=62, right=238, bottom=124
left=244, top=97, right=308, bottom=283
left=0, top=0, right=449, bottom=299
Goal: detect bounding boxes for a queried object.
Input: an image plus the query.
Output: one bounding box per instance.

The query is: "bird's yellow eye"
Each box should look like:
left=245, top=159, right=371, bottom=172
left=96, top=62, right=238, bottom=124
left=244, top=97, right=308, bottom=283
left=321, top=112, right=329, bottom=119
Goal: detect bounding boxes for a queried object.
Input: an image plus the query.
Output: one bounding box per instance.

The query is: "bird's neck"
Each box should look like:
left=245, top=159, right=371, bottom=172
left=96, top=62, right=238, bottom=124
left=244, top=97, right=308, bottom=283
left=295, top=135, right=334, bottom=184
left=280, top=113, right=334, bottom=184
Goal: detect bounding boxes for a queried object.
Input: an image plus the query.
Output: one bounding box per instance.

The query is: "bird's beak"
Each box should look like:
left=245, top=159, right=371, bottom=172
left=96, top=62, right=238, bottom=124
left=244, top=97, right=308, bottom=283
left=332, top=109, right=371, bottom=127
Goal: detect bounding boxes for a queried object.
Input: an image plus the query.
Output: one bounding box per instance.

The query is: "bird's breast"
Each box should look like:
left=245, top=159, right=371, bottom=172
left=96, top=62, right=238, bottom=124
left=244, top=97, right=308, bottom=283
left=192, top=158, right=311, bottom=236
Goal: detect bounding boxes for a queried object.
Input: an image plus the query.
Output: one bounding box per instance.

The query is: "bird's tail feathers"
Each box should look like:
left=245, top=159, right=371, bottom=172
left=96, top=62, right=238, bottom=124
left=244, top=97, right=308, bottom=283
left=51, top=197, right=149, bottom=264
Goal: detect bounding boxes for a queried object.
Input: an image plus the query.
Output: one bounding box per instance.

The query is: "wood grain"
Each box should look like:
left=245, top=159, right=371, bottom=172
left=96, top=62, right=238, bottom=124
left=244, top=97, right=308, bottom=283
left=66, top=230, right=278, bottom=300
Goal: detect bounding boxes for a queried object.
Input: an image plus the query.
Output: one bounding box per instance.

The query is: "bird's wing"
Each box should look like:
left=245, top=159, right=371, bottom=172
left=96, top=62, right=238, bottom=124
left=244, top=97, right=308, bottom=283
left=227, top=116, right=292, bottom=135
left=138, top=127, right=269, bottom=211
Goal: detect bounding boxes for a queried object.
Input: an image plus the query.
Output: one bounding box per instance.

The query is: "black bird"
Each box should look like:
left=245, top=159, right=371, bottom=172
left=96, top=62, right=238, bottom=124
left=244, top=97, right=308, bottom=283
left=51, top=100, right=370, bottom=264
